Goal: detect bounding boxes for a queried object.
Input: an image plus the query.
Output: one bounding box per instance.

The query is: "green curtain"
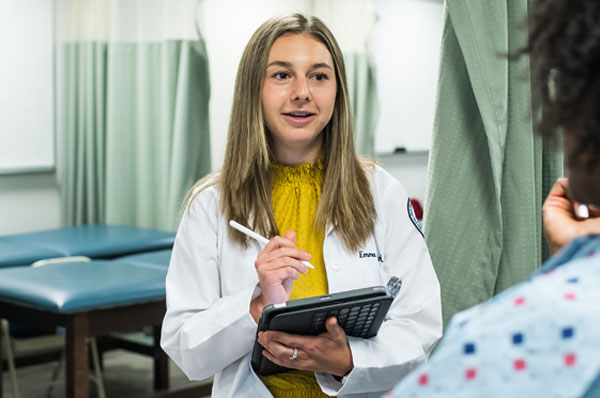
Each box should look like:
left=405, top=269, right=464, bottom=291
left=345, top=52, right=378, bottom=156
left=423, top=0, right=563, bottom=328
left=59, top=40, right=211, bottom=231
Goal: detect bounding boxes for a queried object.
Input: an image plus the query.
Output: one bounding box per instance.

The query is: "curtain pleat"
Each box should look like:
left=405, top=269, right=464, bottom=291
left=60, top=39, right=210, bottom=231
left=423, top=0, right=563, bottom=328
left=344, top=52, right=378, bottom=156
left=61, top=42, right=107, bottom=225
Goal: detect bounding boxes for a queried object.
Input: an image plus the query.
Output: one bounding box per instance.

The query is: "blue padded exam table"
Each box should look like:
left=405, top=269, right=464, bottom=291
left=0, top=224, right=175, bottom=268
left=0, top=226, right=179, bottom=397
left=0, top=260, right=169, bottom=398
left=118, top=249, right=172, bottom=269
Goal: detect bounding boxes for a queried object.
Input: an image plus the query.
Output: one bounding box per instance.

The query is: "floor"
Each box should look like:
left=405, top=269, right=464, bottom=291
left=2, top=349, right=212, bottom=398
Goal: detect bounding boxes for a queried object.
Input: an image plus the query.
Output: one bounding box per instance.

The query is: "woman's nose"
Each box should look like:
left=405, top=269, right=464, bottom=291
left=291, top=78, right=310, bottom=102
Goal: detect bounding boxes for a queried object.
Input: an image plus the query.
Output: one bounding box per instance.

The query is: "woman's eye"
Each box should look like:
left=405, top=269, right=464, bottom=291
left=314, top=73, right=328, bottom=81
left=274, top=72, right=289, bottom=80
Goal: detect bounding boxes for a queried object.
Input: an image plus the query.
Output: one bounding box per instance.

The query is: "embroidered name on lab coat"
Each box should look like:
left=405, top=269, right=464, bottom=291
left=359, top=251, right=384, bottom=263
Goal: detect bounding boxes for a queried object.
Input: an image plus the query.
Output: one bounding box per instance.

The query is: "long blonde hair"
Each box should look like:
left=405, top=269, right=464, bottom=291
left=190, top=13, right=375, bottom=252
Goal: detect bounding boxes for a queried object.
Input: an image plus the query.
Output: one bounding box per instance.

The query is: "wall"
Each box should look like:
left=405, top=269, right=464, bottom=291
left=0, top=0, right=54, bottom=173
left=0, top=173, right=61, bottom=235
left=374, top=0, right=443, bottom=153
left=377, top=152, right=428, bottom=203
left=0, top=0, right=60, bottom=236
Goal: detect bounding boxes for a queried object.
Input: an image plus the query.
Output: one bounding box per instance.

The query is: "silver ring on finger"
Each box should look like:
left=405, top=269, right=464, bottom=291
left=289, top=347, right=298, bottom=360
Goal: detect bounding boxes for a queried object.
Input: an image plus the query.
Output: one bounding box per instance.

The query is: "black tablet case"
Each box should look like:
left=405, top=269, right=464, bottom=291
left=251, top=286, right=393, bottom=376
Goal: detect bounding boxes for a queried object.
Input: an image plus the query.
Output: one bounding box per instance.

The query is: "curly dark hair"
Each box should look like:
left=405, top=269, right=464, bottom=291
left=526, top=0, right=600, bottom=170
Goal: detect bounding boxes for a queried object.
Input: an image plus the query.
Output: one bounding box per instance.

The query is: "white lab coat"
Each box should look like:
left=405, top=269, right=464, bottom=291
left=161, top=165, right=442, bottom=397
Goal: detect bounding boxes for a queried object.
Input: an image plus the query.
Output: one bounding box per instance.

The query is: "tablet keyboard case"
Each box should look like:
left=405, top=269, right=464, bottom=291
left=251, top=286, right=393, bottom=376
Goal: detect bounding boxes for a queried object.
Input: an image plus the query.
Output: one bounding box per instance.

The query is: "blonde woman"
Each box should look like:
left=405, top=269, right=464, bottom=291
left=161, top=13, right=442, bottom=398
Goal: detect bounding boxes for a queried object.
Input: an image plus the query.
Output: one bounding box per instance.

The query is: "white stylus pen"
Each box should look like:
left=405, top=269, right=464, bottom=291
left=228, top=220, right=315, bottom=269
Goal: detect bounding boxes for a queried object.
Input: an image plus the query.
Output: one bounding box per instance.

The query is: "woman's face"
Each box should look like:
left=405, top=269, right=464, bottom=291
left=261, top=33, right=337, bottom=164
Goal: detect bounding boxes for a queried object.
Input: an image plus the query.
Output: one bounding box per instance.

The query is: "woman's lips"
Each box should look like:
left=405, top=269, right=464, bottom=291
left=282, top=112, right=316, bottom=127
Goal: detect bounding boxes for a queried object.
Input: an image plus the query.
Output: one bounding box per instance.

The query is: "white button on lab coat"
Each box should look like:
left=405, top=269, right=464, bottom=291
left=330, top=262, right=343, bottom=271
left=161, top=165, right=442, bottom=397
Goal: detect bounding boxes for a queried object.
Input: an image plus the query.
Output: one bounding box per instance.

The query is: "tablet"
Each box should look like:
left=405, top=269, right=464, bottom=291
left=251, top=286, right=394, bottom=376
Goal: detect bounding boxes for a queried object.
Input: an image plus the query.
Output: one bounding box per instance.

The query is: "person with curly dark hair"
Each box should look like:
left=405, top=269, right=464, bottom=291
left=527, top=0, right=600, bottom=254
left=386, top=0, right=600, bottom=396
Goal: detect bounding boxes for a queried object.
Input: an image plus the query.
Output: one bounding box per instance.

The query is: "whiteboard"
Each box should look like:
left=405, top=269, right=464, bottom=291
left=0, top=0, right=54, bottom=173
left=374, top=0, right=444, bottom=153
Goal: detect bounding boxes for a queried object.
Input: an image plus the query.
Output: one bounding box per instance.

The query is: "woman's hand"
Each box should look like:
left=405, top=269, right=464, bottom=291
left=257, top=317, right=354, bottom=377
left=250, top=230, right=310, bottom=322
left=543, top=178, right=600, bottom=255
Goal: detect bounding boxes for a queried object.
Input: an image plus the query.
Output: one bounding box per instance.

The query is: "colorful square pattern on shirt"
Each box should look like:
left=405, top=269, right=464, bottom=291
left=388, top=236, right=600, bottom=398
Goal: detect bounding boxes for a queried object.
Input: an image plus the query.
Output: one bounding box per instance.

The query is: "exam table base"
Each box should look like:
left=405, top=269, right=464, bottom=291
left=0, top=300, right=169, bottom=398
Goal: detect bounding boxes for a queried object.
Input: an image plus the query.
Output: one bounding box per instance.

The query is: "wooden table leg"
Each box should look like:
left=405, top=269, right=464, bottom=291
left=153, top=325, right=169, bottom=391
left=66, top=314, right=90, bottom=398
left=0, top=320, right=4, bottom=398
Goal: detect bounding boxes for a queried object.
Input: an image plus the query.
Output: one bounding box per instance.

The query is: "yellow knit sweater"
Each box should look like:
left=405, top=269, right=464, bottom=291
left=260, top=160, right=332, bottom=398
